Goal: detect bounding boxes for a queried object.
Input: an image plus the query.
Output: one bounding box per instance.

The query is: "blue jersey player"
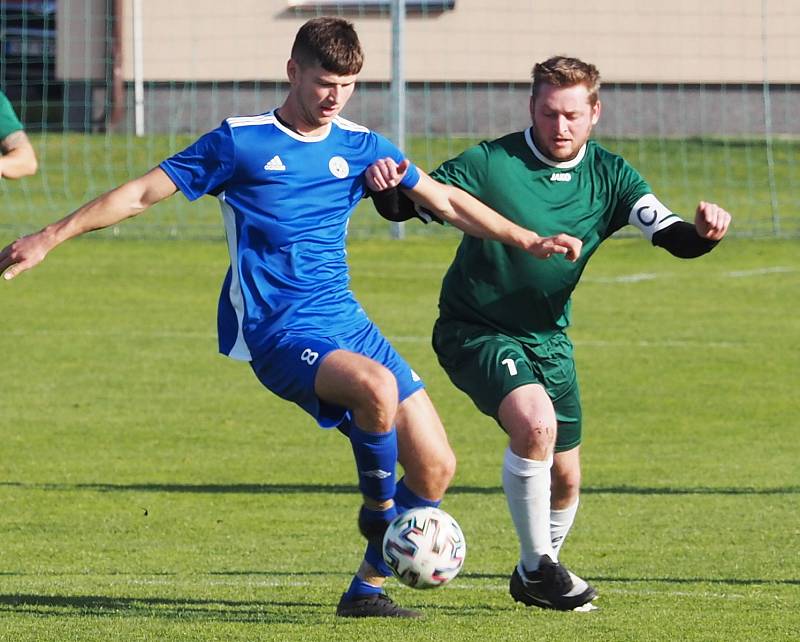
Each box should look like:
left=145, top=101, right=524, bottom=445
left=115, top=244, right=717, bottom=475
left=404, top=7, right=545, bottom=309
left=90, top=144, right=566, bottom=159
left=0, top=17, right=582, bottom=618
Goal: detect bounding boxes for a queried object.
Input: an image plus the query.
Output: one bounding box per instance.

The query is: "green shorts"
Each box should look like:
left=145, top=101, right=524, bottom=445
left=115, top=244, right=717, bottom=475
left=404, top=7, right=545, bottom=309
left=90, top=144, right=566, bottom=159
left=432, top=318, right=582, bottom=452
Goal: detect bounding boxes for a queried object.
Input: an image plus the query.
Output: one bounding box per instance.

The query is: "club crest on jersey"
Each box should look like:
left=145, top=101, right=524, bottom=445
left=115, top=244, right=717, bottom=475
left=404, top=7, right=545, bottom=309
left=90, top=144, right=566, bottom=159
left=550, top=172, right=572, bottom=182
left=329, top=156, right=349, bottom=178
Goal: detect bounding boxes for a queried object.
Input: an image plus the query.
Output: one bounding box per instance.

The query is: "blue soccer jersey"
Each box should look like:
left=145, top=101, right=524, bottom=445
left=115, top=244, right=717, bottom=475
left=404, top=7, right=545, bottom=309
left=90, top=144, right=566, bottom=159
left=160, top=112, right=420, bottom=361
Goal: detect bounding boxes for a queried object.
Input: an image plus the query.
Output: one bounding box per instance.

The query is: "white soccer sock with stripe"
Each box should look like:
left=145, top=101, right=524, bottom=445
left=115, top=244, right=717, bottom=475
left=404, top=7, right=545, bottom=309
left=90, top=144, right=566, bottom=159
left=501, top=447, right=554, bottom=573
left=550, top=499, right=579, bottom=561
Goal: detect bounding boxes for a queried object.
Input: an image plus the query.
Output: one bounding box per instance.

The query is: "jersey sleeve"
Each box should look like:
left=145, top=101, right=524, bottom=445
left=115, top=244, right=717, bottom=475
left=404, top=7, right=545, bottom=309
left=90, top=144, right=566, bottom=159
left=373, top=132, right=420, bottom=189
left=159, top=121, right=237, bottom=201
left=0, top=92, right=24, bottom=140
left=430, top=142, right=490, bottom=198
left=604, top=158, right=654, bottom=238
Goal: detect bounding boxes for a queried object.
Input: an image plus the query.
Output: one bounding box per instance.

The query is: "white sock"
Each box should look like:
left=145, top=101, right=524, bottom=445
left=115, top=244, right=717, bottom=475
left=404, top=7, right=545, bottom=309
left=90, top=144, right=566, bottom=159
left=501, top=447, right=554, bottom=573
left=550, top=499, right=579, bottom=561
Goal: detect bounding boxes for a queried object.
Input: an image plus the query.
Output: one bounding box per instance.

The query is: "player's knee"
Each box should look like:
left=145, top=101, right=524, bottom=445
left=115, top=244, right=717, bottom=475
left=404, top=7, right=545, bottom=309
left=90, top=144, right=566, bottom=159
left=502, top=393, right=557, bottom=458
left=351, top=364, right=398, bottom=433
left=510, top=418, right=557, bottom=457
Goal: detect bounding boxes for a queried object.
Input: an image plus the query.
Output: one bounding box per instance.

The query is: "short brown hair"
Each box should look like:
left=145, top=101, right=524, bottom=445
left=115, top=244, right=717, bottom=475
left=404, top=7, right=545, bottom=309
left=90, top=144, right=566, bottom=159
left=291, top=17, right=364, bottom=75
left=531, top=56, right=601, bottom=106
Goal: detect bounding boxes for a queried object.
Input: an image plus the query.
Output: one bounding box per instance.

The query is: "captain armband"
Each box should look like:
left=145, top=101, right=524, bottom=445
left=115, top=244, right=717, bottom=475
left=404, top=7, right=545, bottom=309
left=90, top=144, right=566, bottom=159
left=629, top=194, right=718, bottom=258
left=628, top=193, right=682, bottom=241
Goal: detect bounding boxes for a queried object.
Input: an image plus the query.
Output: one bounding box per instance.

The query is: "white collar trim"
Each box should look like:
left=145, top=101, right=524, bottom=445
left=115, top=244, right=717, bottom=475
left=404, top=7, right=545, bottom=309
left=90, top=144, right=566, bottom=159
left=524, top=128, right=587, bottom=169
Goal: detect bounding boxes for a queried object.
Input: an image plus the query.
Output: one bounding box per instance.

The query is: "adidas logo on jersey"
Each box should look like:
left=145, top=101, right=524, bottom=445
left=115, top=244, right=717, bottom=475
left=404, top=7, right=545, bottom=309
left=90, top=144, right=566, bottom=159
left=550, top=172, right=572, bottom=182
left=264, top=155, right=286, bottom=171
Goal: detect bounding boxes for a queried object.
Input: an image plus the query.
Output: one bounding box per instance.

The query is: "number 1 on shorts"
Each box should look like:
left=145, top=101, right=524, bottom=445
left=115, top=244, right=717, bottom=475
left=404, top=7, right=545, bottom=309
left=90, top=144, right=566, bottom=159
left=501, top=358, right=518, bottom=376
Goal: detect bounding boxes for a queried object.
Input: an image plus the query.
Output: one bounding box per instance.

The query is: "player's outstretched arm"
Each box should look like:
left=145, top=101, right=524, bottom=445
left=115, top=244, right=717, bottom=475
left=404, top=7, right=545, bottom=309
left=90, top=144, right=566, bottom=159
left=0, top=167, right=177, bottom=281
left=365, top=158, right=582, bottom=261
left=433, top=176, right=582, bottom=260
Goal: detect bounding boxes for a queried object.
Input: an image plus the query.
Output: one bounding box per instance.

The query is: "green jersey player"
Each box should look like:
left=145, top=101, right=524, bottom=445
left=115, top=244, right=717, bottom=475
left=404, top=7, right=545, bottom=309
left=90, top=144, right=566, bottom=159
left=366, top=56, right=731, bottom=612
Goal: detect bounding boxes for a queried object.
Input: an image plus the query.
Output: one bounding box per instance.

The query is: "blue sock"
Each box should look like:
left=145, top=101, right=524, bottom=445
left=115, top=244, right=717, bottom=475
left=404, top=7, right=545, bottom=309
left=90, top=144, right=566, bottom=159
left=360, top=504, right=398, bottom=524
left=395, top=477, right=441, bottom=513
left=364, top=541, right=392, bottom=577
left=344, top=576, right=384, bottom=600
left=364, top=476, right=443, bottom=578
left=348, top=424, right=398, bottom=502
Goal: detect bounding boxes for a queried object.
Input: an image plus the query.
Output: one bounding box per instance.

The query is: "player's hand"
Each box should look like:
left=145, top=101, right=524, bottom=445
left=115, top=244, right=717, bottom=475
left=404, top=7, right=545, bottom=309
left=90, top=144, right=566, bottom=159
left=365, top=157, right=410, bottom=191
left=528, top=233, right=582, bottom=262
left=695, top=201, right=731, bottom=241
left=0, top=232, right=50, bottom=281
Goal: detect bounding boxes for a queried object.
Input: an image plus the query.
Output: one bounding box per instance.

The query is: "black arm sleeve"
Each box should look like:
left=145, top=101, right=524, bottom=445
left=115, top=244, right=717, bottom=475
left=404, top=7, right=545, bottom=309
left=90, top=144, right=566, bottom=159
left=651, top=221, right=719, bottom=258
left=365, top=186, right=442, bottom=224
left=365, top=186, right=415, bottom=222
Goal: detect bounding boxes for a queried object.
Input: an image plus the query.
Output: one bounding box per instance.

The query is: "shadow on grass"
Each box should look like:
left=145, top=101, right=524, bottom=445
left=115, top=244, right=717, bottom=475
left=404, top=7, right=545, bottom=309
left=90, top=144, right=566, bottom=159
left=0, top=591, right=510, bottom=620
left=1, top=482, right=798, bottom=496
left=0, top=593, right=331, bottom=624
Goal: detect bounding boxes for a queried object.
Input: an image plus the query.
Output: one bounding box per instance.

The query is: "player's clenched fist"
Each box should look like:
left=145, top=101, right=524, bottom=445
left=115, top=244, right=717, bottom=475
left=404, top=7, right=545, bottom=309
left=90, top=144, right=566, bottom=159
left=366, top=157, right=410, bottom=191
left=695, top=201, right=731, bottom=241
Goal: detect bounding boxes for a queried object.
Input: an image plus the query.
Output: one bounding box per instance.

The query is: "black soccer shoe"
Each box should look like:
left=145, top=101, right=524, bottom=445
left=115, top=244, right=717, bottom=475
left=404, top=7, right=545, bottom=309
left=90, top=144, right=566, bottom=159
left=358, top=505, right=392, bottom=550
left=336, top=592, right=423, bottom=618
left=509, top=555, right=597, bottom=611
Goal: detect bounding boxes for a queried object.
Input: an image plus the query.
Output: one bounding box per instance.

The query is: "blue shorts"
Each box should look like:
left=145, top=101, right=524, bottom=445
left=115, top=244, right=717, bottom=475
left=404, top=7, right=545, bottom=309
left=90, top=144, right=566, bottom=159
left=249, top=321, right=425, bottom=429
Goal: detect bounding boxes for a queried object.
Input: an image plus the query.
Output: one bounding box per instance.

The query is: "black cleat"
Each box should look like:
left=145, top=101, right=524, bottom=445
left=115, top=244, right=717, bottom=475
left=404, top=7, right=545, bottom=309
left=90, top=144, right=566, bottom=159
left=509, top=555, right=597, bottom=611
left=336, top=592, right=423, bottom=618
left=358, top=505, right=392, bottom=550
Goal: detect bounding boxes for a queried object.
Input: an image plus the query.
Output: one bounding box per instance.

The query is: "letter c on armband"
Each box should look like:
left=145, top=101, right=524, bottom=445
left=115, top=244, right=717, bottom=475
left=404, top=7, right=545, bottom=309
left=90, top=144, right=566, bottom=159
left=636, top=205, right=658, bottom=227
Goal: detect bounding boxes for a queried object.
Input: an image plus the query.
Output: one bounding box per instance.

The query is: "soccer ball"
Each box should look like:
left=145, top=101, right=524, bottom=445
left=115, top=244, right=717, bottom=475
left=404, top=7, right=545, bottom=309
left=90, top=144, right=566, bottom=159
left=382, top=506, right=466, bottom=589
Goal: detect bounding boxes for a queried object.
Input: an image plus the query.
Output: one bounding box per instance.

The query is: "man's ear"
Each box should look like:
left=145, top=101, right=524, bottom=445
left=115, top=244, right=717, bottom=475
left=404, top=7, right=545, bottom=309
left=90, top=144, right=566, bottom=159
left=591, top=99, right=602, bottom=126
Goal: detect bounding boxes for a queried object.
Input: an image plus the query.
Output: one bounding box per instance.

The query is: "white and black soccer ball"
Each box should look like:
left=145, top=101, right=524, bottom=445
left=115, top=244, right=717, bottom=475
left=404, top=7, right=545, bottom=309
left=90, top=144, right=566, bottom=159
left=382, top=506, right=466, bottom=589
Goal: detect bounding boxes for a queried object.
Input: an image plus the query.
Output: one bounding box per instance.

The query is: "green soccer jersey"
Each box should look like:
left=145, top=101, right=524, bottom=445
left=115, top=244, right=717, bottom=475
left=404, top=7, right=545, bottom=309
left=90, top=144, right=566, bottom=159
left=433, top=129, right=653, bottom=344
left=0, top=91, right=24, bottom=140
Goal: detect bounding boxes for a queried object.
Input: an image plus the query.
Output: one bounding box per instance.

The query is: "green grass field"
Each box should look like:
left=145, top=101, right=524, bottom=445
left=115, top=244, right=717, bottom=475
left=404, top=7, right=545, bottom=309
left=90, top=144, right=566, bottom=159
left=1, top=235, right=798, bottom=641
